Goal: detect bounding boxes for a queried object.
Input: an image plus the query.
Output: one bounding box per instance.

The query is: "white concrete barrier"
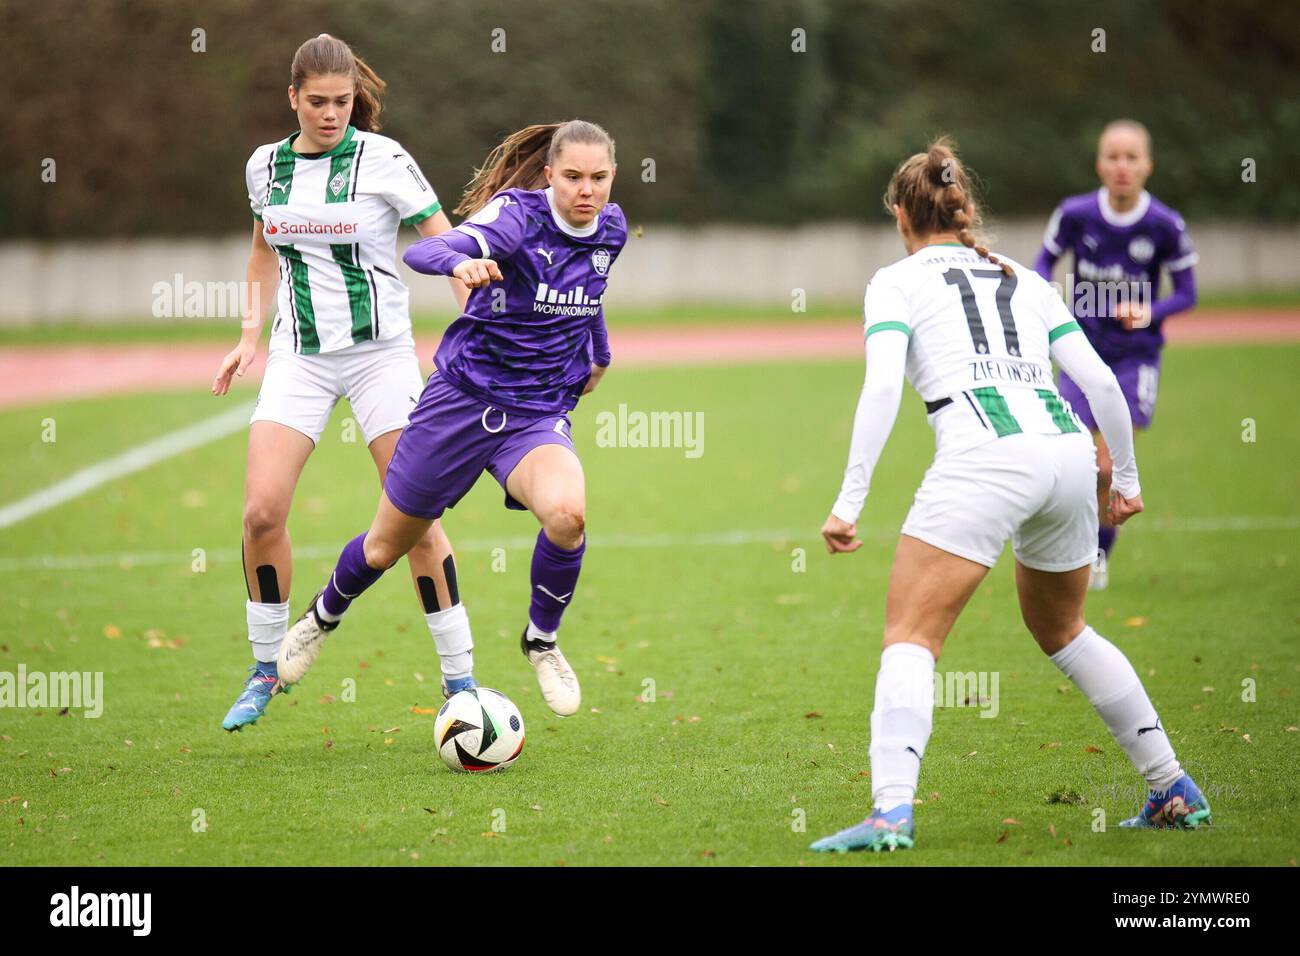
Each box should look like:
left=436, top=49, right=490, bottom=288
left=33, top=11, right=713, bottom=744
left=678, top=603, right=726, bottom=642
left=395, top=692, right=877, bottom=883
left=0, top=219, right=1295, bottom=324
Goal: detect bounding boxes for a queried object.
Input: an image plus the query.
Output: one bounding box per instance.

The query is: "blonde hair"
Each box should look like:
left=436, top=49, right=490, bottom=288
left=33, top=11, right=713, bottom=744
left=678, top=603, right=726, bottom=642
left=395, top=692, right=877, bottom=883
left=1098, top=118, right=1152, bottom=158
left=456, top=120, right=616, bottom=216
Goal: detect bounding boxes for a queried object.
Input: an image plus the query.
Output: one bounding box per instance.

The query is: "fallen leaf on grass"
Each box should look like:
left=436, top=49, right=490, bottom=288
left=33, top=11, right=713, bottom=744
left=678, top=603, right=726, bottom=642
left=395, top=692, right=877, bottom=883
left=1001, top=818, right=1021, bottom=825
left=1084, top=745, right=1103, bottom=754
left=1039, top=742, right=1061, bottom=750
left=996, top=830, right=1009, bottom=843
left=962, top=750, right=977, bottom=758
left=103, top=625, right=122, bottom=639
left=805, top=711, right=823, bottom=719
left=1124, top=616, right=1147, bottom=627
left=651, top=795, right=669, bottom=807
left=320, top=694, right=336, bottom=704
left=410, top=706, right=437, bottom=715
left=1048, top=823, right=1057, bottom=838
left=382, top=726, right=401, bottom=734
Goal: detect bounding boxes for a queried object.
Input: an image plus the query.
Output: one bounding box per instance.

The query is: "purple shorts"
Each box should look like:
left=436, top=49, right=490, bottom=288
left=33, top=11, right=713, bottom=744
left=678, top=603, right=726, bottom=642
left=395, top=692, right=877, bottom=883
left=383, top=372, right=576, bottom=519
left=1058, top=354, right=1161, bottom=432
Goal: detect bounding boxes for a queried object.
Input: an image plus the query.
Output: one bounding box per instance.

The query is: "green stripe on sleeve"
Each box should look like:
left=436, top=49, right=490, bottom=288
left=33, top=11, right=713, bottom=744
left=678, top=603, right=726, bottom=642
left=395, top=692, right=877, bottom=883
left=279, top=244, right=319, bottom=354
left=1036, top=388, right=1081, bottom=434
left=252, top=211, right=263, bottom=221
left=332, top=243, right=373, bottom=343
left=972, top=386, right=1023, bottom=437
left=865, top=320, right=911, bottom=338
left=402, top=201, right=442, bottom=227
left=1048, top=320, right=1081, bottom=343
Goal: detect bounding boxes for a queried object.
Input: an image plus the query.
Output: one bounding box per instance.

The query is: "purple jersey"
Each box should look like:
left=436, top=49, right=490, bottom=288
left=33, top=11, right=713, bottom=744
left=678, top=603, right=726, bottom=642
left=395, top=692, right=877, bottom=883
left=1036, top=188, right=1197, bottom=361
left=403, top=187, right=626, bottom=413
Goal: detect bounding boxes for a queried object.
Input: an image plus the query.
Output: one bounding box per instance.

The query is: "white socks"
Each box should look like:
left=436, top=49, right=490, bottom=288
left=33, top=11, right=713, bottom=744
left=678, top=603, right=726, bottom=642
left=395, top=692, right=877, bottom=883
left=526, top=620, right=557, bottom=645
left=426, top=604, right=474, bottom=681
left=1050, top=626, right=1181, bottom=791
left=869, top=642, right=936, bottom=813
left=247, top=600, right=290, bottom=664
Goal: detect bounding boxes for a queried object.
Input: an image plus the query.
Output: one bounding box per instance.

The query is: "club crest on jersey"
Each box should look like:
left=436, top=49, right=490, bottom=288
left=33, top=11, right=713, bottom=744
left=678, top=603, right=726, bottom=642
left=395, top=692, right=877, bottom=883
left=1128, top=236, right=1155, bottom=264
left=329, top=170, right=348, bottom=197
left=591, top=248, right=611, bottom=276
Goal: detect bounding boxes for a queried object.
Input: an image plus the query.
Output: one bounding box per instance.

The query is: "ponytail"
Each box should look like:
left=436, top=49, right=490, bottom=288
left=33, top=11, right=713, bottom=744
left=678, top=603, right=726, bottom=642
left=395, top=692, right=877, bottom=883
left=884, top=137, right=1011, bottom=276
left=456, top=120, right=616, bottom=216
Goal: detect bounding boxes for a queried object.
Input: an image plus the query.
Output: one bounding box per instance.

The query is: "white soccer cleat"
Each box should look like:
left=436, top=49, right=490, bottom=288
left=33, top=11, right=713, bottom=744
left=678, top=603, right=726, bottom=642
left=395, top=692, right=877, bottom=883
left=1088, top=548, right=1109, bottom=591
left=521, top=630, right=581, bottom=716
left=277, top=591, right=337, bottom=685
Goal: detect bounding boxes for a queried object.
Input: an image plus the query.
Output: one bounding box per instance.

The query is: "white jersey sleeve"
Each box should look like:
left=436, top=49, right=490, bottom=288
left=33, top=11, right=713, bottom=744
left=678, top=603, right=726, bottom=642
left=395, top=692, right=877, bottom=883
left=373, top=143, right=442, bottom=226
left=830, top=276, right=911, bottom=524
left=246, top=146, right=274, bottom=221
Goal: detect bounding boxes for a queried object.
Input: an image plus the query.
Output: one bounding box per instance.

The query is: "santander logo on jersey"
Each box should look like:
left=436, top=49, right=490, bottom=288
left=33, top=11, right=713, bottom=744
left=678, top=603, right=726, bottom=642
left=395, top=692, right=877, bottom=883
left=263, top=217, right=359, bottom=240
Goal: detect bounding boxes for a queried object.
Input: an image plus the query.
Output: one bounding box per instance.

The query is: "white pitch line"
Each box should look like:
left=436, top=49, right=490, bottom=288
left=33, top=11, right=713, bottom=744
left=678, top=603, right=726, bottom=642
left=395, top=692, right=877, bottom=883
left=0, top=402, right=254, bottom=531
left=0, top=517, right=1296, bottom=573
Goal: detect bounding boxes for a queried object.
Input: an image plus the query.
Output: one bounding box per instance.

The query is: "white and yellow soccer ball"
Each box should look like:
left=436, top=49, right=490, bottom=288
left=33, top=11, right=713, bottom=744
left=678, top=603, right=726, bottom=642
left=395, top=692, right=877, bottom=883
left=433, top=687, right=525, bottom=772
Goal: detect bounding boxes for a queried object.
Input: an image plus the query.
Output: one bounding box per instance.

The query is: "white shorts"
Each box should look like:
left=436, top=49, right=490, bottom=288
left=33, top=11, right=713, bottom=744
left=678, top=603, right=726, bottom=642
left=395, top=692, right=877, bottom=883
left=250, top=338, right=425, bottom=446
left=901, top=431, right=1099, bottom=572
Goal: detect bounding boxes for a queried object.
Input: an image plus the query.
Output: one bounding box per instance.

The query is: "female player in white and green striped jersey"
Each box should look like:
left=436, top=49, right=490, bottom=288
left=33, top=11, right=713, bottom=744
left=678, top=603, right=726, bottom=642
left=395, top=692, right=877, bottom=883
left=211, top=34, right=475, bottom=730
left=810, top=138, right=1210, bottom=852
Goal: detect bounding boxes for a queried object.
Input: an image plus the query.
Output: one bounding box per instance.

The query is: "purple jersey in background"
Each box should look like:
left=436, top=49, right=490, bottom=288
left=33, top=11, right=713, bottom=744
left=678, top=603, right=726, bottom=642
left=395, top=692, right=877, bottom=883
left=1036, top=188, right=1197, bottom=362
left=404, top=187, right=627, bottom=414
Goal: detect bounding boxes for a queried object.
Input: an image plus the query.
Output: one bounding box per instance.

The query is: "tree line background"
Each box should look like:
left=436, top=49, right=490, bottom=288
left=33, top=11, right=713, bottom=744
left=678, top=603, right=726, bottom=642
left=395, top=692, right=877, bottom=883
left=4, top=0, right=1297, bottom=239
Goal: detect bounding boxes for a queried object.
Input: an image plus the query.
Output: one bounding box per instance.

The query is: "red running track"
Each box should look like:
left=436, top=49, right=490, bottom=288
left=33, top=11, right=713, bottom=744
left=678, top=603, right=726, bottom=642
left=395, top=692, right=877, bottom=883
left=1, top=311, right=1297, bottom=409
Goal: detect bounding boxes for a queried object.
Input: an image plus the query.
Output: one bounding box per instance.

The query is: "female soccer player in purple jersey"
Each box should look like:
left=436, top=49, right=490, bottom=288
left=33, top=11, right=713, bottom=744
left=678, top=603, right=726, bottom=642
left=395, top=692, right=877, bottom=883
left=211, top=35, right=474, bottom=731
left=1035, top=119, right=1198, bottom=589
left=275, top=120, right=626, bottom=717
left=811, top=139, right=1209, bottom=853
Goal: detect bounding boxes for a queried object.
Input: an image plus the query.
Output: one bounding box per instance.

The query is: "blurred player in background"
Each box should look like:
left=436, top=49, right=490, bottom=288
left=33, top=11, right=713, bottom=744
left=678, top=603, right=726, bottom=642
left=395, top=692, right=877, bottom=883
left=1035, top=119, right=1198, bottom=589
left=274, top=120, right=626, bottom=718
left=212, top=34, right=473, bottom=730
left=812, top=139, right=1210, bottom=853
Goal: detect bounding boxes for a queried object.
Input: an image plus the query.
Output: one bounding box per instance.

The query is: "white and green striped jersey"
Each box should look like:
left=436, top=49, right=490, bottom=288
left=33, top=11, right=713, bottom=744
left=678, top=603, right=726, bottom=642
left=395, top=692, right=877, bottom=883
left=246, top=126, right=442, bottom=355
left=864, top=244, right=1084, bottom=455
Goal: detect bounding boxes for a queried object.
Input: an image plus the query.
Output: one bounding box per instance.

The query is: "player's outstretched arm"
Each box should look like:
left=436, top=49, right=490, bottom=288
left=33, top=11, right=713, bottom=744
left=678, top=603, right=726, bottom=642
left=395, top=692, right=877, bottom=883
left=214, top=220, right=279, bottom=396
left=1050, top=330, right=1143, bottom=524
left=415, top=211, right=471, bottom=310
left=824, top=326, right=908, bottom=553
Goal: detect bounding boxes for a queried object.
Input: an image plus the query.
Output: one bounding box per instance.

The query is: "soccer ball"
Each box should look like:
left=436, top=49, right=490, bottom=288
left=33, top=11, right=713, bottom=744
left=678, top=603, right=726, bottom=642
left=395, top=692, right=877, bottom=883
left=433, top=687, right=525, bottom=772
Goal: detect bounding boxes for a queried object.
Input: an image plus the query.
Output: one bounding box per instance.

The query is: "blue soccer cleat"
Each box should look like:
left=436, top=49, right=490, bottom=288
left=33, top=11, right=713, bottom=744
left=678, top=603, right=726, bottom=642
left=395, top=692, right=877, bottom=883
left=441, top=674, right=478, bottom=699
left=810, top=805, right=916, bottom=853
left=1119, top=773, right=1213, bottom=829
left=221, top=662, right=286, bottom=732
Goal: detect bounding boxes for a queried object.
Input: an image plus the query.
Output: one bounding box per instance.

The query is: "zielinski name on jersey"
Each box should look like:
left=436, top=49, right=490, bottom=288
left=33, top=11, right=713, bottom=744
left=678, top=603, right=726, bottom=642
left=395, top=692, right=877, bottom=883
left=968, top=357, right=1050, bottom=388
left=263, top=209, right=360, bottom=244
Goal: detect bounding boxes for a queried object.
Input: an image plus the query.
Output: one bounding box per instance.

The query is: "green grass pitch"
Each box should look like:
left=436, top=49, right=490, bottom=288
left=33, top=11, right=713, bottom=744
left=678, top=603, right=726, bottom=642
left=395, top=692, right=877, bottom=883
left=1, top=344, right=1296, bottom=865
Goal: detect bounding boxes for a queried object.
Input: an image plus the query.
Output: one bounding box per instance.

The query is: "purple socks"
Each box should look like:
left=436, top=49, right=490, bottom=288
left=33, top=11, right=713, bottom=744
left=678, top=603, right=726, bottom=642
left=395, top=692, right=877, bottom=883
left=529, top=529, right=585, bottom=633
left=320, top=533, right=387, bottom=619
left=1099, top=524, right=1118, bottom=557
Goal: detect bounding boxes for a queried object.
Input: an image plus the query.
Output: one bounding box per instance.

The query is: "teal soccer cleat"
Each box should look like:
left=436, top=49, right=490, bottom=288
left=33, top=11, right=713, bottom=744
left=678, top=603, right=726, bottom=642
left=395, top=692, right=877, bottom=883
left=810, top=805, right=916, bottom=853
left=221, top=662, right=286, bottom=732
left=1119, top=773, right=1212, bottom=829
